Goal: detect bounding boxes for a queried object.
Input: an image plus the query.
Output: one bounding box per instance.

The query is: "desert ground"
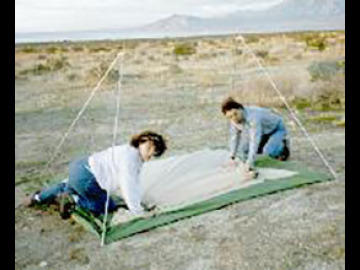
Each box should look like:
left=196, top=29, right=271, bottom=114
left=15, top=31, right=345, bottom=270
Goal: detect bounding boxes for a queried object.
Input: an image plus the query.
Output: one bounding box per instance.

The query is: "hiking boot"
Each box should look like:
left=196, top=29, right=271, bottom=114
left=22, top=191, right=41, bottom=207
left=58, top=192, right=75, bottom=220
left=278, top=140, right=290, bottom=161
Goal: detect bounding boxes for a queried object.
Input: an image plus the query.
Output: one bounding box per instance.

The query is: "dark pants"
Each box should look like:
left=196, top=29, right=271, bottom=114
left=38, top=157, right=118, bottom=215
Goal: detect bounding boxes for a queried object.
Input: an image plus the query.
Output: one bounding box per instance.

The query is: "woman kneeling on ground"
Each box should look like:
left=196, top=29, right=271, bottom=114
left=24, top=131, right=167, bottom=219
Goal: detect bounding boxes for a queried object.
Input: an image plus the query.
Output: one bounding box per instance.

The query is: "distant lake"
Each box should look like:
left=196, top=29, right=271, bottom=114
left=15, top=30, right=242, bottom=44
left=15, top=22, right=344, bottom=44
left=15, top=30, right=155, bottom=44
left=15, top=30, right=246, bottom=44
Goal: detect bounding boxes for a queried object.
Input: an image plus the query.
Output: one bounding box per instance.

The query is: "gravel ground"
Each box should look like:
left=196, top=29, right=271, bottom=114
left=15, top=129, right=345, bottom=270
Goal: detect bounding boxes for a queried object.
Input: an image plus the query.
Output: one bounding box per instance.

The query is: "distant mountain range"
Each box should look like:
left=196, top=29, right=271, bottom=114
left=130, top=0, right=345, bottom=37
left=15, top=0, right=345, bottom=43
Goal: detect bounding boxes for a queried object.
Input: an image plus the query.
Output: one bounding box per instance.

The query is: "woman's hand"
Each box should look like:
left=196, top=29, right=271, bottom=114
left=113, top=209, right=136, bottom=224
left=139, top=207, right=160, bottom=219
left=113, top=206, right=161, bottom=223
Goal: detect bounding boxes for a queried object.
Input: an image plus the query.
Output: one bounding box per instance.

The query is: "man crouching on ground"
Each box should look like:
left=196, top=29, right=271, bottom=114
left=221, top=97, right=290, bottom=180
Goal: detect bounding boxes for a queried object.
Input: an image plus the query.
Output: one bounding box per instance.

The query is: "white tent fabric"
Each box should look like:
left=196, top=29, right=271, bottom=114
left=140, top=149, right=297, bottom=210
left=112, top=149, right=297, bottom=225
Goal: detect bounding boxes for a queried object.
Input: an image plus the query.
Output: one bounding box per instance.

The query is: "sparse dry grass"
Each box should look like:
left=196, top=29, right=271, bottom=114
left=15, top=30, right=345, bottom=164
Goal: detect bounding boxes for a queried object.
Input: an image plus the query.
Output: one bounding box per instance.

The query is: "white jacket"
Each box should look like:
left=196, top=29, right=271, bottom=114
left=88, top=144, right=144, bottom=215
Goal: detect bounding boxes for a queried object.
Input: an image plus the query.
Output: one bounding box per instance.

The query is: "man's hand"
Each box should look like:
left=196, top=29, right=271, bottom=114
left=222, top=157, right=240, bottom=169
left=229, top=159, right=238, bottom=168
left=243, top=163, right=251, bottom=173
left=241, top=164, right=259, bottom=181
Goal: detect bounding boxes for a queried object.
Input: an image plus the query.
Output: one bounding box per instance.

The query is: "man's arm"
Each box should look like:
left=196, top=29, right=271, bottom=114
left=229, top=123, right=241, bottom=159
left=246, top=119, right=262, bottom=169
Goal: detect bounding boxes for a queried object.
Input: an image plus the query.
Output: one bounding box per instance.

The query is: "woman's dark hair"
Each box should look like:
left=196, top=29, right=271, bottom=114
left=221, top=97, right=244, bottom=114
left=130, top=130, right=167, bottom=157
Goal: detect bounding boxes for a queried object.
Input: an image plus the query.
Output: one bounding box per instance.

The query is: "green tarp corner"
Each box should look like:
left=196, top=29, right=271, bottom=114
left=72, top=157, right=331, bottom=244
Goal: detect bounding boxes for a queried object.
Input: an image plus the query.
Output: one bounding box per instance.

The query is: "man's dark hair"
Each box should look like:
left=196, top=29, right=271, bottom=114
left=221, top=97, right=244, bottom=114
left=130, top=131, right=167, bottom=157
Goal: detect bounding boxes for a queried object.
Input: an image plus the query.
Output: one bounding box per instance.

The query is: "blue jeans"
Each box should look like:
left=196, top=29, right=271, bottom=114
left=261, top=120, right=289, bottom=158
left=38, top=157, right=118, bottom=215
left=238, top=120, right=290, bottom=160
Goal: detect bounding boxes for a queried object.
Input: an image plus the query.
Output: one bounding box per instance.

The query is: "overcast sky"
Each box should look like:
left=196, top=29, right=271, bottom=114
left=15, top=0, right=284, bottom=33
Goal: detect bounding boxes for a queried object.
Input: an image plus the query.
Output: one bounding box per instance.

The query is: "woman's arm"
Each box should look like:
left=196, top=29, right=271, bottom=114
left=119, top=161, right=145, bottom=215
